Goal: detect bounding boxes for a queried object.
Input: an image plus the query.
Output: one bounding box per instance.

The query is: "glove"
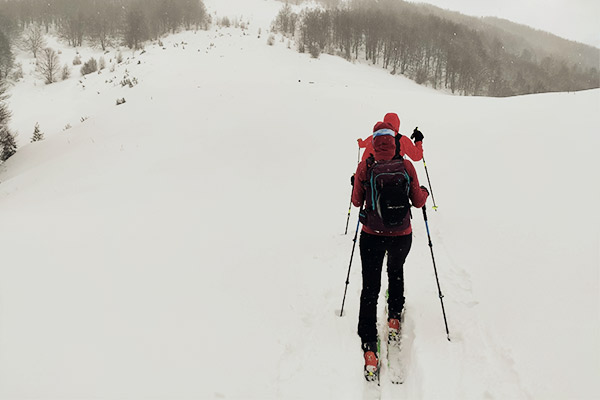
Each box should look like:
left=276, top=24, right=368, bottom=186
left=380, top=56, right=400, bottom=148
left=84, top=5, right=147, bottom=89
left=420, top=185, right=429, bottom=195
left=411, top=127, right=424, bottom=143
left=351, top=174, right=355, bottom=186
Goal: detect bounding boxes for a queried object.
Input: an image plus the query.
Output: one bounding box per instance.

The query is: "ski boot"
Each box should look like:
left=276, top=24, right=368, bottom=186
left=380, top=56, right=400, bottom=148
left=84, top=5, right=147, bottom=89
left=362, top=341, right=380, bottom=382
left=388, top=318, right=401, bottom=344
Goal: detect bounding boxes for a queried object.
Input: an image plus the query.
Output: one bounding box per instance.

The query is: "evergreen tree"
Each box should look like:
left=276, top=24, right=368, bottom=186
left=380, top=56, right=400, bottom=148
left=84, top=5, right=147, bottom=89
left=0, top=79, right=16, bottom=161
left=0, top=128, right=17, bottom=161
left=0, top=79, right=10, bottom=126
left=31, top=122, right=44, bottom=142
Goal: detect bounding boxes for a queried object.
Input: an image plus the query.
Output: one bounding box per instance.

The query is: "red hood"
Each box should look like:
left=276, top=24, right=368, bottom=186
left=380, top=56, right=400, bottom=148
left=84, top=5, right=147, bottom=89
left=372, top=121, right=397, bottom=161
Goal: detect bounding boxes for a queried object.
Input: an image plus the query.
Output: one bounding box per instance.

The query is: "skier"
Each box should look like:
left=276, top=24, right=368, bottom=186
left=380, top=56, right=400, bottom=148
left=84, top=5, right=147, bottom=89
left=351, top=119, right=429, bottom=380
left=357, top=112, right=424, bottom=162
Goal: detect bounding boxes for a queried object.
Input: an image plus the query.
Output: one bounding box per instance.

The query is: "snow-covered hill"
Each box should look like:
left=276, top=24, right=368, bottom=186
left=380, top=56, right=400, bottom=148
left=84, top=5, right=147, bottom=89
left=1, top=0, right=599, bottom=399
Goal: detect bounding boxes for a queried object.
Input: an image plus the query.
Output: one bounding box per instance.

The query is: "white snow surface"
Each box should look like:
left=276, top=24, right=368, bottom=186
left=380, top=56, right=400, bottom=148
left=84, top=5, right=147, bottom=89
left=1, top=1, right=599, bottom=399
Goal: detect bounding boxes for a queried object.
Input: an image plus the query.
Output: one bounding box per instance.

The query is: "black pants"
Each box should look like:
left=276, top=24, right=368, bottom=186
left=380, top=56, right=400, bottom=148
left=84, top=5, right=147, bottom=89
left=358, top=231, right=412, bottom=345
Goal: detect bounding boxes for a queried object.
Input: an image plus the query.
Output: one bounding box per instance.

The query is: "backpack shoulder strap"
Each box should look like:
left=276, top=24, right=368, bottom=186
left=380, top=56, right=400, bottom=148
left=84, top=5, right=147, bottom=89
left=365, top=153, right=375, bottom=170
left=392, top=134, right=402, bottom=160
left=361, top=154, right=376, bottom=186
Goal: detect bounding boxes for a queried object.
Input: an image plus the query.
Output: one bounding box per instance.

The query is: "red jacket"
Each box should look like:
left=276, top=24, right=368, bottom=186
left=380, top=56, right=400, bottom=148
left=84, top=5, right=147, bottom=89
left=352, top=123, right=429, bottom=236
left=358, top=134, right=423, bottom=162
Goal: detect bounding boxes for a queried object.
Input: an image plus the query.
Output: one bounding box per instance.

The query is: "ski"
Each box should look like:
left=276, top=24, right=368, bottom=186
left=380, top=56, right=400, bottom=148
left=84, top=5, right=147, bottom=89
left=387, top=337, right=404, bottom=384
left=386, top=304, right=406, bottom=384
left=363, top=365, right=381, bottom=400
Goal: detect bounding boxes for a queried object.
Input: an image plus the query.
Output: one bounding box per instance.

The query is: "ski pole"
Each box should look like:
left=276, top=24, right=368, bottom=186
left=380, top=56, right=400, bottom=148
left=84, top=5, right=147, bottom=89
left=422, top=156, right=438, bottom=211
left=345, top=147, right=361, bottom=234
left=340, top=216, right=361, bottom=317
left=422, top=205, right=450, bottom=341
left=344, top=191, right=353, bottom=235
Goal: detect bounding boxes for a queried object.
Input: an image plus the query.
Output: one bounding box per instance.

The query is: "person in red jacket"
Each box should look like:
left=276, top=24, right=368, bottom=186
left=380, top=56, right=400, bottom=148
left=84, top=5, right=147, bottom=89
left=352, top=120, right=429, bottom=378
left=357, top=112, right=424, bottom=162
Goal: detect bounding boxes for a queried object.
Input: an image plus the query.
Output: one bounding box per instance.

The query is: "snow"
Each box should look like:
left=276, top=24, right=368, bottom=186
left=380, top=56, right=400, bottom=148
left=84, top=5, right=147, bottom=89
left=1, top=0, right=599, bottom=399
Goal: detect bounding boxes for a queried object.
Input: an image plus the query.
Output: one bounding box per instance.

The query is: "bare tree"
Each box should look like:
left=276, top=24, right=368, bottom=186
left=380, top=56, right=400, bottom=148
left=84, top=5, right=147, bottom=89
left=60, top=10, right=86, bottom=47
left=88, top=2, right=120, bottom=51
left=124, top=7, right=148, bottom=49
left=22, top=25, right=46, bottom=58
left=38, top=48, right=60, bottom=84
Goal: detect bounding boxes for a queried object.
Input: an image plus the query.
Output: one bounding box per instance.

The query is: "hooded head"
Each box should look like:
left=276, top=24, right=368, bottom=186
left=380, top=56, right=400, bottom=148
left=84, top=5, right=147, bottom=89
left=383, top=113, right=400, bottom=133
left=371, top=121, right=397, bottom=160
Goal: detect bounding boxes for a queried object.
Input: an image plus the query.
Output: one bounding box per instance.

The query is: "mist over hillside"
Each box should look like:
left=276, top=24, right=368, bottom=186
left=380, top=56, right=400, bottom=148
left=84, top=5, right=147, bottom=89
left=275, top=0, right=599, bottom=97
left=416, top=4, right=599, bottom=70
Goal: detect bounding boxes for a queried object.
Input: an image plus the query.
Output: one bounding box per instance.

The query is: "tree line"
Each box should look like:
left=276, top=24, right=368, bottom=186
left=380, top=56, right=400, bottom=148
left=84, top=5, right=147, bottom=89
left=273, top=1, right=599, bottom=97
left=0, top=0, right=209, bottom=51
left=0, top=0, right=209, bottom=162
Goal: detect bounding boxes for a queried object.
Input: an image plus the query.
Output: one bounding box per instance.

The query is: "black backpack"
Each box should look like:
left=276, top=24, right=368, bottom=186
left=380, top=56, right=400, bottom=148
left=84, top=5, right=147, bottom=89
left=359, top=135, right=411, bottom=233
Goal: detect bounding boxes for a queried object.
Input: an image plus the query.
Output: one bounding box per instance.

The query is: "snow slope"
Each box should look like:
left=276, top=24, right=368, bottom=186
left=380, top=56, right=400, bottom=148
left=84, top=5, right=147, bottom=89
left=1, top=0, right=599, bottom=399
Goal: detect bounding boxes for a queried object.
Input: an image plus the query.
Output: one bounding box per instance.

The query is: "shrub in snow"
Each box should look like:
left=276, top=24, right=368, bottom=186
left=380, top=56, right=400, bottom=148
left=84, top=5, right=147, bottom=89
left=11, top=62, right=23, bottom=80
left=80, top=58, right=98, bottom=76
left=267, top=34, right=275, bottom=46
left=73, top=55, right=82, bottom=65
left=61, top=64, right=71, bottom=80
left=120, top=77, right=138, bottom=88
left=99, top=57, right=106, bottom=70
left=31, top=123, right=44, bottom=142
left=220, top=17, right=231, bottom=27
left=63, top=124, right=72, bottom=131
left=308, top=42, right=321, bottom=59
left=116, top=97, right=126, bottom=106
left=116, top=51, right=123, bottom=64
left=120, top=70, right=138, bottom=88
left=415, top=68, right=429, bottom=85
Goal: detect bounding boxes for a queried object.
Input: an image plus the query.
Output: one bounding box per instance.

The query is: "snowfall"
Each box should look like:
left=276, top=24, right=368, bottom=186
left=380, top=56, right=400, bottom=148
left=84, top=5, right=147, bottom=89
left=0, top=0, right=598, bottom=399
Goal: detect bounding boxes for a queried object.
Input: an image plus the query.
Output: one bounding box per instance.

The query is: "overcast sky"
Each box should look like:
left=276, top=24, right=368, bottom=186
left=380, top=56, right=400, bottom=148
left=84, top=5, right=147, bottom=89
left=406, top=0, right=600, bottom=48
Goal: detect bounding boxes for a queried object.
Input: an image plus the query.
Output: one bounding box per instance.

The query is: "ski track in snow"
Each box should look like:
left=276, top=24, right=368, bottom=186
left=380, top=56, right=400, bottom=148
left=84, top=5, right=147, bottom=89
left=423, top=219, right=534, bottom=399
